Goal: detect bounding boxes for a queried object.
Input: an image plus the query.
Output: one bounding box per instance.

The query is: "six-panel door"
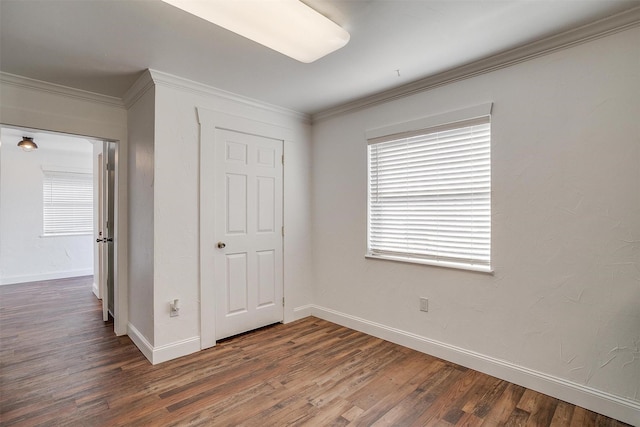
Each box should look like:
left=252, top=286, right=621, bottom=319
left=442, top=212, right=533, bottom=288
left=213, top=129, right=284, bottom=340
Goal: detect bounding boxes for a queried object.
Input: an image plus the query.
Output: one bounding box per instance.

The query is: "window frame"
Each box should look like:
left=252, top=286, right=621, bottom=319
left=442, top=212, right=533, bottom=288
left=365, top=103, right=493, bottom=273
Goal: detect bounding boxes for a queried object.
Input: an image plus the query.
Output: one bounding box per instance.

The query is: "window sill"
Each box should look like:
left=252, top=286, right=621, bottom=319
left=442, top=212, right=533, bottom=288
left=365, top=253, right=494, bottom=274
left=41, top=233, right=93, bottom=238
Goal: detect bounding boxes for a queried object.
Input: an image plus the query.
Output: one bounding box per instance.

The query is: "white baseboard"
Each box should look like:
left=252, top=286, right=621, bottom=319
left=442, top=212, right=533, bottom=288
left=127, top=323, right=154, bottom=363
left=152, top=336, right=201, bottom=365
left=0, top=269, right=94, bottom=285
left=286, top=304, right=313, bottom=323
left=127, top=322, right=201, bottom=365
left=92, top=282, right=99, bottom=299
left=310, top=305, right=640, bottom=426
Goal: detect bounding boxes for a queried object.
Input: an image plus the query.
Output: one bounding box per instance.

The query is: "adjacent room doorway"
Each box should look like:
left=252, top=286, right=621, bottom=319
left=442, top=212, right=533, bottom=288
left=0, top=125, right=119, bottom=330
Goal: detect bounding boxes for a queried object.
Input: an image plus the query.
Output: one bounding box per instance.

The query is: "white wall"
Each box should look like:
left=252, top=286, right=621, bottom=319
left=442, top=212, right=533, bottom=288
left=0, top=73, right=129, bottom=335
left=0, top=131, right=94, bottom=284
left=311, top=27, right=640, bottom=423
left=123, top=70, right=314, bottom=363
left=126, top=83, right=156, bottom=346
left=153, top=72, right=313, bottom=351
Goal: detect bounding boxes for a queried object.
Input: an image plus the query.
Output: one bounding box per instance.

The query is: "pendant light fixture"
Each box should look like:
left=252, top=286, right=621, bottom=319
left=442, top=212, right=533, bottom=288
left=161, top=0, right=350, bottom=63
left=17, top=136, right=38, bottom=152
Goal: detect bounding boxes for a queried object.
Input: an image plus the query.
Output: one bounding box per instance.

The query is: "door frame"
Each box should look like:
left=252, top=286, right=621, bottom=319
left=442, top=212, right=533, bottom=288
left=96, top=141, right=117, bottom=322
left=197, top=107, right=293, bottom=349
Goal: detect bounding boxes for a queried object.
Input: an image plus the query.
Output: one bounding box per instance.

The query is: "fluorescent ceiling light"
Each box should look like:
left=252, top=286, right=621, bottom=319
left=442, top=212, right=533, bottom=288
left=161, top=0, right=350, bottom=63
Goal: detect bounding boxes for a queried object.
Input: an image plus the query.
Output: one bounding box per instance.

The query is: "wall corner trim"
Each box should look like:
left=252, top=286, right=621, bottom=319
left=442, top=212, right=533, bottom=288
left=0, top=72, right=125, bottom=109
left=311, top=6, right=640, bottom=123
left=309, top=305, right=640, bottom=426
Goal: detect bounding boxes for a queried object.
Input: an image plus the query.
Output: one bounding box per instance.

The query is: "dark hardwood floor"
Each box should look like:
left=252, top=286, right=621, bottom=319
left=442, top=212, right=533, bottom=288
left=0, top=277, right=631, bottom=426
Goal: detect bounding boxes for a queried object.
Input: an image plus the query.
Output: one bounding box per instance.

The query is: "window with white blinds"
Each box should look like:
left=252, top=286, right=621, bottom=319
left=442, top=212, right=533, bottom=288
left=43, top=170, right=93, bottom=236
left=367, top=116, right=491, bottom=272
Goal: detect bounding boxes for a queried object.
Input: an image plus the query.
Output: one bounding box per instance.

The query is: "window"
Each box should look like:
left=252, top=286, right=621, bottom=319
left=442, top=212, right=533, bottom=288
left=366, top=105, right=492, bottom=272
left=43, top=169, right=93, bottom=236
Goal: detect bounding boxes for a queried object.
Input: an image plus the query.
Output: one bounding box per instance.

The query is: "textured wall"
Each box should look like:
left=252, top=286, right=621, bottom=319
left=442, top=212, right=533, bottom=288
left=311, top=27, right=640, bottom=406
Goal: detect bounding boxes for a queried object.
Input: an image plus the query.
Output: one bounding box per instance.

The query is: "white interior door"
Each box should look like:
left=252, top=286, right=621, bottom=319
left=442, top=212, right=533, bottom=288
left=97, top=141, right=115, bottom=322
left=97, top=151, right=108, bottom=321
left=213, top=129, right=283, bottom=340
left=105, top=142, right=115, bottom=318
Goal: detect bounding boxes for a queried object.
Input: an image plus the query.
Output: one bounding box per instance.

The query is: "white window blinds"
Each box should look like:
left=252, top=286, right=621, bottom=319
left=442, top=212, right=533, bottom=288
left=367, top=117, right=491, bottom=271
left=43, top=170, right=93, bottom=235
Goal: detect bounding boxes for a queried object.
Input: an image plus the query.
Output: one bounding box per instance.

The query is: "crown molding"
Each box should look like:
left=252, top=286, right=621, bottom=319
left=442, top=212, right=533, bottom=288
left=122, top=70, right=155, bottom=109
left=0, top=72, right=125, bottom=109
left=312, top=6, right=640, bottom=123
left=146, top=69, right=311, bottom=124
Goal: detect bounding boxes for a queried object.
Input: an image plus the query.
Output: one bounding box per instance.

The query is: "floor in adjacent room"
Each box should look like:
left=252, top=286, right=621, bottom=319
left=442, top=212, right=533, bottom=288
left=0, top=277, right=631, bottom=426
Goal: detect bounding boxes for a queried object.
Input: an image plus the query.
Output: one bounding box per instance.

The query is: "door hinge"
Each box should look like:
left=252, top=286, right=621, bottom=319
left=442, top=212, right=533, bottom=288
left=282, top=297, right=285, bottom=307
left=281, top=226, right=284, bottom=237
left=281, top=154, right=284, bottom=165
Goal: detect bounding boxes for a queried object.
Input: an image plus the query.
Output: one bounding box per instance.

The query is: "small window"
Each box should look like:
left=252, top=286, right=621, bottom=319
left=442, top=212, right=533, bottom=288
left=367, top=108, right=492, bottom=272
left=43, top=169, right=93, bottom=236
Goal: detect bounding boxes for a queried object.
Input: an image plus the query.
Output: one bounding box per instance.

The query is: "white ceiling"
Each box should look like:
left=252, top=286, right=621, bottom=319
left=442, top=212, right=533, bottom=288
left=1, top=127, right=94, bottom=154
left=0, top=0, right=638, bottom=115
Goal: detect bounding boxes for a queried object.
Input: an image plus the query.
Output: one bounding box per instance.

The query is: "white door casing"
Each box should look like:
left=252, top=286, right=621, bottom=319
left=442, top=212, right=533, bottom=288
left=199, top=108, right=288, bottom=348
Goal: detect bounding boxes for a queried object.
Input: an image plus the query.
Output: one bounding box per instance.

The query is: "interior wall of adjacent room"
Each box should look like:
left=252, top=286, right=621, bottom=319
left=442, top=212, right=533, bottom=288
left=310, top=26, right=640, bottom=408
left=0, top=131, right=94, bottom=284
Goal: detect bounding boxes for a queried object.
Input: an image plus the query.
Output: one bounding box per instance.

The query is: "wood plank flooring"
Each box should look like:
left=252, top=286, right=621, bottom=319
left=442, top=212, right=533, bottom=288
left=0, top=277, right=632, bottom=426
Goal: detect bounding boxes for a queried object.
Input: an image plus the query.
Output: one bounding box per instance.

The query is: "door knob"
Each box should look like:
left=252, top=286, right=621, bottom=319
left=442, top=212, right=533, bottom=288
left=217, top=242, right=226, bottom=249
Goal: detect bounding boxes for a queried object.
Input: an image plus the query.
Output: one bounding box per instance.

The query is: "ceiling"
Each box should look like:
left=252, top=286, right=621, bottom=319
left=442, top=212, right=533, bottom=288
left=0, top=0, right=638, bottom=115
left=1, top=127, right=94, bottom=154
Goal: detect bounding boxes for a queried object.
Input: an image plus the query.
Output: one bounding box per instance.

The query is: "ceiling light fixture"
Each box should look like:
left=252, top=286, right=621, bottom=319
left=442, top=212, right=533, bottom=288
left=17, top=136, right=38, bottom=152
left=161, top=0, right=350, bottom=63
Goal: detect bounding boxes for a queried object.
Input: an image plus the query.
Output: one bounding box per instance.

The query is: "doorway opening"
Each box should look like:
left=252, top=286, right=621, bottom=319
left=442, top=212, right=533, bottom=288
left=0, top=125, right=118, bottom=328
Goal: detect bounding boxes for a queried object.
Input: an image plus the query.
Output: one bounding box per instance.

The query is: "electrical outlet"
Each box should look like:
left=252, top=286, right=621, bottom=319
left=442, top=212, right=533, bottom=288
left=420, top=297, right=428, bottom=312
